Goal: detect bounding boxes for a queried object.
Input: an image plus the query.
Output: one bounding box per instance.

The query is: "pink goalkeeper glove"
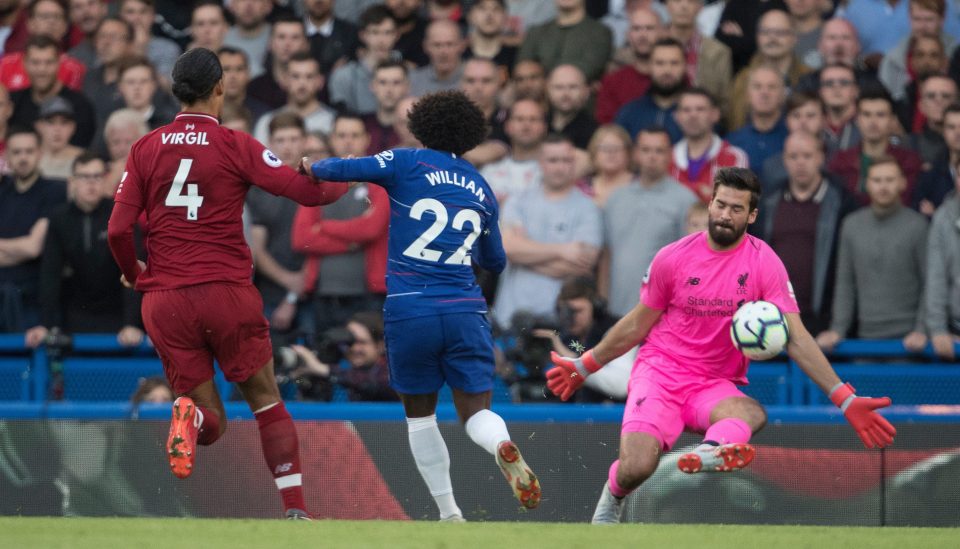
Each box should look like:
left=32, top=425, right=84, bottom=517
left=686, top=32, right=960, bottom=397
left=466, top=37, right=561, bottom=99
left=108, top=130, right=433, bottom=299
left=829, top=382, right=896, bottom=449
left=546, top=350, right=604, bottom=401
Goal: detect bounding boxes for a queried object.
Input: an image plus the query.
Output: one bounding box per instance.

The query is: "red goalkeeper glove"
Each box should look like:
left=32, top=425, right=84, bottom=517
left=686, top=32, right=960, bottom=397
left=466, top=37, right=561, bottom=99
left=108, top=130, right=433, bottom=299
left=829, top=382, right=896, bottom=449
left=546, top=350, right=603, bottom=401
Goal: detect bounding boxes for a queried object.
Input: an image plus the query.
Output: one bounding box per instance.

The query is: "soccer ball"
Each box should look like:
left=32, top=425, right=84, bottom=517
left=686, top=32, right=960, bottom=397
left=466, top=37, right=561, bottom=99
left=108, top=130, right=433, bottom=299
left=730, top=301, right=789, bottom=360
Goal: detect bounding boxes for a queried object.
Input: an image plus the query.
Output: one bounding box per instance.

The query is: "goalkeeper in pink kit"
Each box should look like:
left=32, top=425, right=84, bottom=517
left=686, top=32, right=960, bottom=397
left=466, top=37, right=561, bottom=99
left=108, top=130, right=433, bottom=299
left=548, top=167, right=896, bottom=524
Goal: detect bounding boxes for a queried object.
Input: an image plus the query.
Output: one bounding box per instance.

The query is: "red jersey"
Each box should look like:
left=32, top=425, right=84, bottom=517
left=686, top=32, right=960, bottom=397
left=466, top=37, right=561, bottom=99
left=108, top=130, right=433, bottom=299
left=670, top=135, right=749, bottom=203
left=0, top=52, right=86, bottom=91
left=111, top=112, right=348, bottom=291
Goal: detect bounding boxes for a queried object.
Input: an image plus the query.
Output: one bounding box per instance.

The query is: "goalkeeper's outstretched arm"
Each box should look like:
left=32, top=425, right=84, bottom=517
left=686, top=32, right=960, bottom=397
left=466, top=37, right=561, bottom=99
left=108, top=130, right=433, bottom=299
left=784, top=313, right=842, bottom=393
left=785, top=312, right=896, bottom=449
left=591, top=303, right=663, bottom=365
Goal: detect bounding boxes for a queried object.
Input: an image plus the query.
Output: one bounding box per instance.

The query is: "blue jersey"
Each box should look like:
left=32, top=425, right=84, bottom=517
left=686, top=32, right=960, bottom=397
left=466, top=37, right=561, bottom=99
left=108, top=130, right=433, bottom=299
left=312, top=148, right=506, bottom=321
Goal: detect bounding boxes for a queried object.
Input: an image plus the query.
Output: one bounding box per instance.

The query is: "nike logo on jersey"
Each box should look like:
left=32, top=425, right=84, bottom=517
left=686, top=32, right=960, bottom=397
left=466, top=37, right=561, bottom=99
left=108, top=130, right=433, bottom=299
left=161, top=131, right=210, bottom=145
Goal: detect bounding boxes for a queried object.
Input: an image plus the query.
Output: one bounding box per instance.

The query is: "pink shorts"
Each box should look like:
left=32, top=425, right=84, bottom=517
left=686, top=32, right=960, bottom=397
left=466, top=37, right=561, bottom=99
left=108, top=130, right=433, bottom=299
left=622, top=354, right=747, bottom=451
left=142, top=283, right=272, bottom=395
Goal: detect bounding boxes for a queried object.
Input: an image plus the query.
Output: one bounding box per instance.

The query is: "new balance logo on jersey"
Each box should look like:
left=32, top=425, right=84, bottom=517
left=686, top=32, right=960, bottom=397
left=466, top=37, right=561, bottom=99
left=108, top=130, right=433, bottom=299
left=687, top=277, right=700, bottom=286
left=274, top=463, right=293, bottom=474
left=161, top=131, right=210, bottom=145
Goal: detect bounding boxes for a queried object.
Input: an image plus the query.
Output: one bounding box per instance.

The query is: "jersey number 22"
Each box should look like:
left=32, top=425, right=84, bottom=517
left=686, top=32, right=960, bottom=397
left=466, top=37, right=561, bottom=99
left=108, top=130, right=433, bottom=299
left=402, top=198, right=481, bottom=265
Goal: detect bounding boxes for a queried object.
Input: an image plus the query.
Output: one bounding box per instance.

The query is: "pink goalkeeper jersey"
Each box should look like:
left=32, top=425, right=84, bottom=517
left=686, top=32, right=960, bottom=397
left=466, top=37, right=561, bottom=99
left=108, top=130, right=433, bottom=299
left=638, top=232, right=800, bottom=384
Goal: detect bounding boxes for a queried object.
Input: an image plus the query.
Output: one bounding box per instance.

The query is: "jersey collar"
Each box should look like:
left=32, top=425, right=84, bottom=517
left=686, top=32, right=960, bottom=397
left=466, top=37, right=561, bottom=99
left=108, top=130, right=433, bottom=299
left=175, top=112, right=219, bottom=125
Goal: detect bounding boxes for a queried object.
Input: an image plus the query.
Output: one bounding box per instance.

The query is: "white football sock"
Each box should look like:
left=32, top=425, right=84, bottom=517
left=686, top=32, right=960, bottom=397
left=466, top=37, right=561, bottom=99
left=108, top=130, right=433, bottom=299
left=406, top=415, right=461, bottom=519
left=464, top=409, right=511, bottom=456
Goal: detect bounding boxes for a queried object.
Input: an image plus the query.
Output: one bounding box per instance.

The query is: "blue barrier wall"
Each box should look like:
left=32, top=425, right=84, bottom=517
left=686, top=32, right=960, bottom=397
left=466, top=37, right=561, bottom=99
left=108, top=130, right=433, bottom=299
left=1, top=334, right=959, bottom=406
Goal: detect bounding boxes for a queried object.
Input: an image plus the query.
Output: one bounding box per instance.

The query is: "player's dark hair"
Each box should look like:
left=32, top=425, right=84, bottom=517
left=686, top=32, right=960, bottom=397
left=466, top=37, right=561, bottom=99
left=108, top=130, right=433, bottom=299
left=713, top=167, right=761, bottom=211
left=172, top=47, right=223, bottom=105
left=72, top=150, right=105, bottom=174
left=408, top=90, right=487, bottom=155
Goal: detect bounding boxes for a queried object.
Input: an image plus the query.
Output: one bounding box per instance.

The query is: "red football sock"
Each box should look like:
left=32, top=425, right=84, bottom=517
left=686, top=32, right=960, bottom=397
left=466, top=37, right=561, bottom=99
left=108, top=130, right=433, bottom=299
left=254, top=402, right=306, bottom=513
left=196, top=405, right=221, bottom=446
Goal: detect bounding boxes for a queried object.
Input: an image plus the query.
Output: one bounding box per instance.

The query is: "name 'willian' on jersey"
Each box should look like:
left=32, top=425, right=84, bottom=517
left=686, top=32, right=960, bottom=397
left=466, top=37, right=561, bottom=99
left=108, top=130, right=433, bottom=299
left=312, top=148, right=506, bottom=321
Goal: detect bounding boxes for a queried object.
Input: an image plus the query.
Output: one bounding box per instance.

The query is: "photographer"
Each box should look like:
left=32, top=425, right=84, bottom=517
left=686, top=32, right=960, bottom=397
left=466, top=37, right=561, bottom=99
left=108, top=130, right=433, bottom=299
left=505, top=277, right=631, bottom=403
left=281, top=311, right=398, bottom=402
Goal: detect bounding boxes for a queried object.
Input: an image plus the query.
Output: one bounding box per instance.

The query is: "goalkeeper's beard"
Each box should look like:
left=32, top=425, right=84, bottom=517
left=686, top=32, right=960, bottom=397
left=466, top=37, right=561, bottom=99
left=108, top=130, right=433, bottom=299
left=708, top=217, right=746, bottom=247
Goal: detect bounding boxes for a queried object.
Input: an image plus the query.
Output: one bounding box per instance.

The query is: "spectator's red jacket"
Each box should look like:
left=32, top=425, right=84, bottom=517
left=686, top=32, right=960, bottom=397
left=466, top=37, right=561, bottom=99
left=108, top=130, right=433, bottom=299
left=826, top=144, right=921, bottom=206
left=0, top=52, right=86, bottom=91
left=595, top=64, right=650, bottom=124
left=291, top=183, right=389, bottom=294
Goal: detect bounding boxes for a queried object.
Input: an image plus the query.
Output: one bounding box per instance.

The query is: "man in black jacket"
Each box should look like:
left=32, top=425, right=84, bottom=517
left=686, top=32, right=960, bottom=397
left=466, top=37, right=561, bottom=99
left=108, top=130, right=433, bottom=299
left=24, top=151, right=143, bottom=348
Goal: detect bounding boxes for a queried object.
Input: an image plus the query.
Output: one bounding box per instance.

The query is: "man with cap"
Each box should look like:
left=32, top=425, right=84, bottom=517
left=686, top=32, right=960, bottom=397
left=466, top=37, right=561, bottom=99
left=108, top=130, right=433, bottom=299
left=36, top=96, right=81, bottom=180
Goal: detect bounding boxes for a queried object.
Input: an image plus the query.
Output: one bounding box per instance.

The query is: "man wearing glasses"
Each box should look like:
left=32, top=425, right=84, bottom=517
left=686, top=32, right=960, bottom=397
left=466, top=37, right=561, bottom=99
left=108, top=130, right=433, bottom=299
left=24, top=150, right=144, bottom=348
left=818, top=63, right=861, bottom=158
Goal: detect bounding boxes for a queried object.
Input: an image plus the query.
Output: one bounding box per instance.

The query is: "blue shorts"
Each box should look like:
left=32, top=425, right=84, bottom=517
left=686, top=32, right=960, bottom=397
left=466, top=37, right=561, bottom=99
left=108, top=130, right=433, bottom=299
left=385, top=313, right=495, bottom=394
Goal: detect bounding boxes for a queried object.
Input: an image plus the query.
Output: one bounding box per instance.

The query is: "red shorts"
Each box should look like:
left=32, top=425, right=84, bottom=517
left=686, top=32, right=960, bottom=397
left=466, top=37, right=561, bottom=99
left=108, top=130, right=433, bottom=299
left=141, top=283, right=273, bottom=395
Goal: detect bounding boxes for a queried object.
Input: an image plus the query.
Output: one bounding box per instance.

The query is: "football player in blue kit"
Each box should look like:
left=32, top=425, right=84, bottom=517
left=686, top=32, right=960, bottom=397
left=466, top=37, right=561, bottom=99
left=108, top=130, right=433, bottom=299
left=308, top=91, right=541, bottom=520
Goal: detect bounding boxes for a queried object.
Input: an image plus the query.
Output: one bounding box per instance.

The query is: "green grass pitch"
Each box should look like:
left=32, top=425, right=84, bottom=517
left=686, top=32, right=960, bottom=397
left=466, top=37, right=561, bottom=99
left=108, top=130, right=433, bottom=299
left=3, top=518, right=959, bottom=549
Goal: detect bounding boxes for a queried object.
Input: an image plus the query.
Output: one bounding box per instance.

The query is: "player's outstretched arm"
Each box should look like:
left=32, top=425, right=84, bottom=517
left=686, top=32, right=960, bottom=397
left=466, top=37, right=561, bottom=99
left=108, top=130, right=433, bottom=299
left=547, top=303, right=662, bottom=401
left=310, top=154, right=395, bottom=185
left=785, top=312, right=896, bottom=449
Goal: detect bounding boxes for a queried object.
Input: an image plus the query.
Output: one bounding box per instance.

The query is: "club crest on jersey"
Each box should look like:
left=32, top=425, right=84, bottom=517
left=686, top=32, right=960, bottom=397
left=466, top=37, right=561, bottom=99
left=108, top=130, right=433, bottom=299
left=262, top=149, right=282, bottom=168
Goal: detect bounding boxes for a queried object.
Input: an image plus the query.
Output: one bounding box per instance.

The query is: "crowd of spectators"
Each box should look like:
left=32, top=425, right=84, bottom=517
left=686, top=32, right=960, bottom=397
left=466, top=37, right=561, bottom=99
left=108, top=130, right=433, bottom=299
left=1, top=0, right=959, bottom=405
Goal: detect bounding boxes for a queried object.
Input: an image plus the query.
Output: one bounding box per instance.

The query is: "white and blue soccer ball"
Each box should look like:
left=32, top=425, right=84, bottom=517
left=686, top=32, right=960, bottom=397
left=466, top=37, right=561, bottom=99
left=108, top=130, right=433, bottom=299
left=730, top=301, right=789, bottom=360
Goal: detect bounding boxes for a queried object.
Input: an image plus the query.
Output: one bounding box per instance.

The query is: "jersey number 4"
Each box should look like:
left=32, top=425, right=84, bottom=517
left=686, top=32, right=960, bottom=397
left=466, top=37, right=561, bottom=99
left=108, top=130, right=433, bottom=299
left=402, top=198, right=481, bottom=265
left=165, top=158, right=204, bottom=221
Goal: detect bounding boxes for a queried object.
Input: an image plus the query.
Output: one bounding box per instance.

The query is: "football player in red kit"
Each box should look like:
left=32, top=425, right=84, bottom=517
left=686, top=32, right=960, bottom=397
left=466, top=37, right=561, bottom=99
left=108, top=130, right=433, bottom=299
left=107, top=48, right=348, bottom=520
